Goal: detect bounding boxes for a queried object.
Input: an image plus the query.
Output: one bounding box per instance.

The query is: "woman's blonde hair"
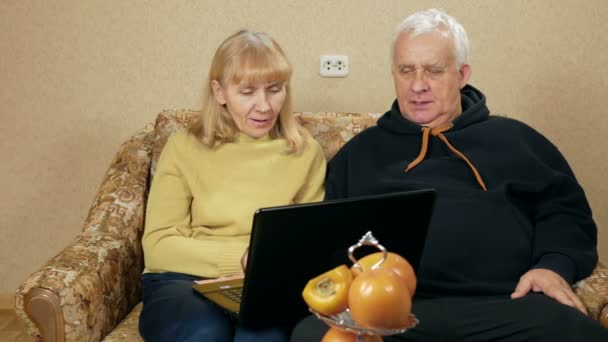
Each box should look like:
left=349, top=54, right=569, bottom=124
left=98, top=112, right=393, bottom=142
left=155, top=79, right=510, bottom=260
left=189, top=30, right=305, bottom=154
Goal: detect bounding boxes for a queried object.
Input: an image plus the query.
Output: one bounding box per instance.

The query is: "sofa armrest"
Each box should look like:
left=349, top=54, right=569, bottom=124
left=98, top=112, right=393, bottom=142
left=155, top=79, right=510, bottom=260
left=574, top=262, right=608, bottom=327
left=15, top=124, right=155, bottom=341
left=22, top=287, right=63, bottom=342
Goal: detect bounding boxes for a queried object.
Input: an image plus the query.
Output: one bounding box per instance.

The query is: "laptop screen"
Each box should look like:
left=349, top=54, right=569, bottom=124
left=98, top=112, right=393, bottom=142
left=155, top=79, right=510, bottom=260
left=238, top=189, right=436, bottom=328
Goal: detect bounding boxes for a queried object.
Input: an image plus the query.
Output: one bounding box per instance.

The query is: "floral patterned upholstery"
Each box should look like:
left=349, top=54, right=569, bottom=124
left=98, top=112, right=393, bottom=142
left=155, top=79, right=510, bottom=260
left=14, top=110, right=608, bottom=341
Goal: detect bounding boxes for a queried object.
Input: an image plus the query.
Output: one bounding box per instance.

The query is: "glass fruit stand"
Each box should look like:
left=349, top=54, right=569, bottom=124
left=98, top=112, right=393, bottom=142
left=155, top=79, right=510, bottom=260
left=308, top=232, right=419, bottom=341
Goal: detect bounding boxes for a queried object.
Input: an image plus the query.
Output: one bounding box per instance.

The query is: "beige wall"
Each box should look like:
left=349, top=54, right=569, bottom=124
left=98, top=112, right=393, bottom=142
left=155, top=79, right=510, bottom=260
left=1, top=1, right=607, bottom=293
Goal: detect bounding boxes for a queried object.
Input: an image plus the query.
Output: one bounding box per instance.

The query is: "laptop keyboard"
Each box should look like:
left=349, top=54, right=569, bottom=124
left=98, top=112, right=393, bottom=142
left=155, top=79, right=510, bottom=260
left=221, top=287, right=243, bottom=303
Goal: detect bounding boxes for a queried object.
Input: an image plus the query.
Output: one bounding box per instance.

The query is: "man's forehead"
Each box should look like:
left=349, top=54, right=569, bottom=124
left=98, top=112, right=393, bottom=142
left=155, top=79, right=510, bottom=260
left=396, top=61, right=448, bottom=68
left=394, top=32, right=455, bottom=64
left=395, top=53, right=453, bottom=67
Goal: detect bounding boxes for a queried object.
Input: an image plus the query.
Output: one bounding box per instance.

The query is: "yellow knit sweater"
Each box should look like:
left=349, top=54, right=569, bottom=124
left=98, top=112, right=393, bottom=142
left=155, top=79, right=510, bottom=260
left=142, top=129, right=326, bottom=278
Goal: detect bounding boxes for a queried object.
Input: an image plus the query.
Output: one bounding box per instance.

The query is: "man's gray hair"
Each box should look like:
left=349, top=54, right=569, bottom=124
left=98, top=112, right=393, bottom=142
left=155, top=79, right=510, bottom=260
left=391, top=8, right=470, bottom=68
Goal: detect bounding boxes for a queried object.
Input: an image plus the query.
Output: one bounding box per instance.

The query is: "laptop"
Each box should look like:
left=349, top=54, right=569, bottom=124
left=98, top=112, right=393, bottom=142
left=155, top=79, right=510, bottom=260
left=192, top=189, right=436, bottom=328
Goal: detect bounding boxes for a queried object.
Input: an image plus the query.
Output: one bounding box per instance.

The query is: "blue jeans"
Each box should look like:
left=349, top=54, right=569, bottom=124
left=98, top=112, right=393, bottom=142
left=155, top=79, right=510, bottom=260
left=139, top=272, right=289, bottom=342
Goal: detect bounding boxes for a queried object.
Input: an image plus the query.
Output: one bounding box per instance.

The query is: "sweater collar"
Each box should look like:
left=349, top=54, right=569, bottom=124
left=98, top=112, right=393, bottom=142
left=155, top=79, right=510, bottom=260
left=377, top=84, right=490, bottom=134
left=235, top=133, right=272, bottom=143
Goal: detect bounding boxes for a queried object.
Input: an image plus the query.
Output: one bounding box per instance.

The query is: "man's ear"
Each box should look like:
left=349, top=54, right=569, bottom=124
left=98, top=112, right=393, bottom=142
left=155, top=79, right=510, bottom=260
left=458, top=64, right=472, bottom=89
left=211, top=80, right=226, bottom=105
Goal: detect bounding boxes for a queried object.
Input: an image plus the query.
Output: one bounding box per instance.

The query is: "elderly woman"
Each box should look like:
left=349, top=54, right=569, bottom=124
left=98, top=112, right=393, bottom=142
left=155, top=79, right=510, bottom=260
left=139, top=30, right=326, bottom=342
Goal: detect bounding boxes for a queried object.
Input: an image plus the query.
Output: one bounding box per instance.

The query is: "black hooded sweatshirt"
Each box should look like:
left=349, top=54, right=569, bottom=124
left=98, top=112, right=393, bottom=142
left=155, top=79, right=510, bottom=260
left=325, top=85, right=598, bottom=298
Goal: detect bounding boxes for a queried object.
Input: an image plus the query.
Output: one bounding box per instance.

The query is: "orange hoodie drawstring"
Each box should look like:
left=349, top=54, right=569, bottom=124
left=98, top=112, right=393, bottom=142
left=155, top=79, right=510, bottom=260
left=405, top=123, right=488, bottom=191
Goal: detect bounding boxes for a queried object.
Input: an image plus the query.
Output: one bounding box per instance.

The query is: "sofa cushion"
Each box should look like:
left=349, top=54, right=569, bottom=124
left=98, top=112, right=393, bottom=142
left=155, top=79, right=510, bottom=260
left=296, top=112, right=380, bottom=160
left=101, top=302, right=144, bottom=342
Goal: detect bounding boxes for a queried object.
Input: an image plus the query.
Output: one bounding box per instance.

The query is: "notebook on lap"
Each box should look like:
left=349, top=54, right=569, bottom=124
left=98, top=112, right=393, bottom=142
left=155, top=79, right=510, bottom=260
left=192, top=189, right=436, bottom=328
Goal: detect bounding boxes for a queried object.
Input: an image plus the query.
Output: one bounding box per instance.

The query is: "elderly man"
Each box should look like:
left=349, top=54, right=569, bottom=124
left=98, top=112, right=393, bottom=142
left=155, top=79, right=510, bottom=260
left=290, top=8, right=608, bottom=342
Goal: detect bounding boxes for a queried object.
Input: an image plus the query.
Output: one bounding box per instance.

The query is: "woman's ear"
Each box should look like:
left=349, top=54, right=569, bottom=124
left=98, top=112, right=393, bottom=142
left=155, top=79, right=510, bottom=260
left=211, top=80, right=226, bottom=105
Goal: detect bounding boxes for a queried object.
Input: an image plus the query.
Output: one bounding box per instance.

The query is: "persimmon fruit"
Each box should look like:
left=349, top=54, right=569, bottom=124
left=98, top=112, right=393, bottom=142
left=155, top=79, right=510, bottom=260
left=351, top=252, right=416, bottom=296
left=321, top=327, right=383, bottom=342
left=348, top=268, right=412, bottom=329
left=302, top=265, right=353, bottom=316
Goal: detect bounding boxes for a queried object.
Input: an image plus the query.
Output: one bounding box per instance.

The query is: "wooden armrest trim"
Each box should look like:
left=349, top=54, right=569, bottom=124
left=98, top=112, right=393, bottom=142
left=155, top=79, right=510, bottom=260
left=24, top=288, right=65, bottom=342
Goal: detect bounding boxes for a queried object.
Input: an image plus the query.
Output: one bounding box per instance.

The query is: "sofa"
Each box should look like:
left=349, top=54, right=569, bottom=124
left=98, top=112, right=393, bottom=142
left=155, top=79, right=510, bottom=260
left=15, top=110, right=608, bottom=341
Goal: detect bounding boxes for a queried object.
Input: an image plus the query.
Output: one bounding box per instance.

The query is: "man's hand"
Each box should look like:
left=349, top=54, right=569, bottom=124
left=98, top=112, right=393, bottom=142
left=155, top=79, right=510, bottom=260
left=511, top=268, right=587, bottom=314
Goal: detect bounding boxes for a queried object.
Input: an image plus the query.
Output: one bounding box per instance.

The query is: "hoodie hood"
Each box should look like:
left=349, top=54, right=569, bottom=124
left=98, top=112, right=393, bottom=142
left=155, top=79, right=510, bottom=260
left=377, top=84, right=490, bottom=135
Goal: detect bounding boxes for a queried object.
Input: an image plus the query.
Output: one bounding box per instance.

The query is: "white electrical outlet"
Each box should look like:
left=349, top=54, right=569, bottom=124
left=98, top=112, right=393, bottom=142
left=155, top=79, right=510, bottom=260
left=320, top=55, right=349, bottom=77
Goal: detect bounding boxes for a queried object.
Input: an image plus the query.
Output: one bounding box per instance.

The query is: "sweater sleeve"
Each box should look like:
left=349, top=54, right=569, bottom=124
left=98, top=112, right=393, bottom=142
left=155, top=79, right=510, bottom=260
left=142, top=133, right=247, bottom=277
left=294, top=138, right=327, bottom=203
left=529, top=133, right=598, bottom=284
left=531, top=170, right=598, bottom=283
